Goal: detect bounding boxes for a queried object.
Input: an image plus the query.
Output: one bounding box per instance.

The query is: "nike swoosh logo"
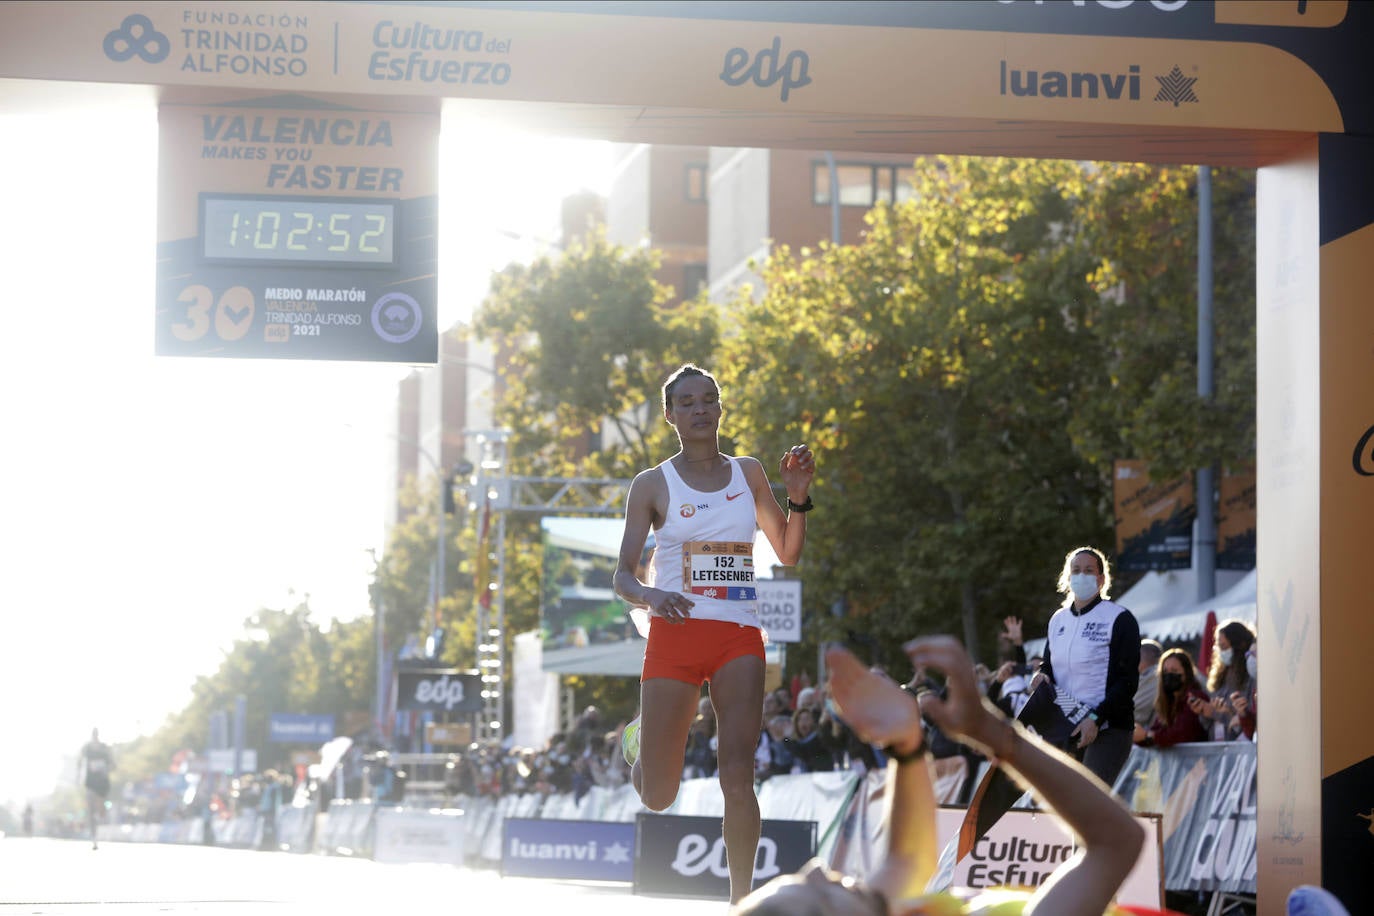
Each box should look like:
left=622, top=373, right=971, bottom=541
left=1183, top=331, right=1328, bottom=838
left=725, top=491, right=744, bottom=501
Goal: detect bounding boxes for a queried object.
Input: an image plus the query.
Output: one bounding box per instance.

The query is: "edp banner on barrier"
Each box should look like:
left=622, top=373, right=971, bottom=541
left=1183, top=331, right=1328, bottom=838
left=634, top=813, right=816, bottom=900
left=501, top=818, right=636, bottom=881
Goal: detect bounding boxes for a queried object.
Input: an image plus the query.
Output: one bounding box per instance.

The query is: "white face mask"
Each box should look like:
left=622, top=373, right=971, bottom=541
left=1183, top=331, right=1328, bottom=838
left=1069, top=573, right=1100, bottom=601
left=1219, top=648, right=1234, bottom=666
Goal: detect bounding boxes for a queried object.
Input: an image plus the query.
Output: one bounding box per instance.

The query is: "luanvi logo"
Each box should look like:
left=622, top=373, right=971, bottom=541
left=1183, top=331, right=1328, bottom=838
left=1154, top=66, right=1199, bottom=106
left=999, top=61, right=1199, bottom=107
left=720, top=37, right=812, bottom=103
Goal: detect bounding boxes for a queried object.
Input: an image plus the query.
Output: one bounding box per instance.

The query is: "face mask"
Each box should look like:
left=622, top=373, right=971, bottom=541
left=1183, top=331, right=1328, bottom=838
left=1161, top=672, right=1184, bottom=692
left=1219, top=648, right=1234, bottom=666
left=1246, top=653, right=1257, bottom=679
left=1069, top=573, right=1100, bottom=601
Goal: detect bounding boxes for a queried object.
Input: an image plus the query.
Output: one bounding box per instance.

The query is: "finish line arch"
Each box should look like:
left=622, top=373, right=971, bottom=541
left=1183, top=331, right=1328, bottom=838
left=1, top=2, right=1369, bottom=910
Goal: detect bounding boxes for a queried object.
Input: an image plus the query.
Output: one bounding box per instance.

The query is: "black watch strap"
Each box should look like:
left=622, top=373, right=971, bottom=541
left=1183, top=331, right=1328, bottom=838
left=787, top=495, right=814, bottom=512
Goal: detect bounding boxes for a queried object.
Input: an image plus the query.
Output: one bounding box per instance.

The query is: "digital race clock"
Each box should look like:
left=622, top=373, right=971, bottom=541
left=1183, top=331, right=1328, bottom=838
left=200, top=194, right=396, bottom=266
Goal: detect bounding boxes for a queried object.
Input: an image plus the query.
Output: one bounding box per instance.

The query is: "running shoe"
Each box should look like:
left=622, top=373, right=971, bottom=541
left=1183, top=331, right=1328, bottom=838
left=621, top=715, right=641, bottom=766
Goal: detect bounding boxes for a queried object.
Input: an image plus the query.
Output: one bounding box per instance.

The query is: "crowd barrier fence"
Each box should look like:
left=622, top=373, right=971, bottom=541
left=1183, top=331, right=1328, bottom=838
left=96, top=741, right=1255, bottom=898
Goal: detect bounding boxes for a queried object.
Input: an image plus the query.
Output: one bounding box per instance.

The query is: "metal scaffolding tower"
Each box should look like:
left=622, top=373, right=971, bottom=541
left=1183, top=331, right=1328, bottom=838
left=463, top=429, right=632, bottom=745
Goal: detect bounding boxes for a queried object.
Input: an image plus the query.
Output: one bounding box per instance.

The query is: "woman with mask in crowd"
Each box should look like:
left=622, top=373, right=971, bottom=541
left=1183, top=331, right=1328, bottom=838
left=1134, top=648, right=1211, bottom=748
left=1191, top=619, right=1257, bottom=741
left=1034, top=546, right=1141, bottom=788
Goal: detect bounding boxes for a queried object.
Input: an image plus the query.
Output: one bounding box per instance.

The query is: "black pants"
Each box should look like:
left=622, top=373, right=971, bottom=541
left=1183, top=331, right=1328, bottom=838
left=961, top=684, right=1131, bottom=851
left=1069, top=722, right=1134, bottom=790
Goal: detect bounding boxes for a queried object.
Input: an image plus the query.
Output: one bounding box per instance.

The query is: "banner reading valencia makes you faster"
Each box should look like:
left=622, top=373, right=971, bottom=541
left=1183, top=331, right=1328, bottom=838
left=155, top=101, right=438, bottom=363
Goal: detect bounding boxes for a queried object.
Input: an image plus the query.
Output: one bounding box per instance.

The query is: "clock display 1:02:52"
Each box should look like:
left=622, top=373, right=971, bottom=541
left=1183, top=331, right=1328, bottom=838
left=200, top=195, right=397, bottom=265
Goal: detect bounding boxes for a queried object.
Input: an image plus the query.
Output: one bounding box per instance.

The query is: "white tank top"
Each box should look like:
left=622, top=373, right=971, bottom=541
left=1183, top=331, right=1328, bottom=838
left=650, top=456, right=762, bottom=628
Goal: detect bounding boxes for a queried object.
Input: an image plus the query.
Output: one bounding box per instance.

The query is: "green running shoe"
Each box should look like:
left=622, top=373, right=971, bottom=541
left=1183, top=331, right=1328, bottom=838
left=621, top=715, right=641, bottom=766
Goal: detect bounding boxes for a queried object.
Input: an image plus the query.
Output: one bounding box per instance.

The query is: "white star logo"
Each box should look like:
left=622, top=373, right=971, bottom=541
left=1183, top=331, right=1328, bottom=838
left=603, top=841, right=631, bottom=865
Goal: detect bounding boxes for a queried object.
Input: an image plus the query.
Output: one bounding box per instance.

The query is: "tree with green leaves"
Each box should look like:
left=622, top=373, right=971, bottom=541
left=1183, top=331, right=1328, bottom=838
left=719, top=156, right=1254, bottom=671
left=472, top=227, right=722, bottom=479
left=1076, top=163, right=1256, bottom=481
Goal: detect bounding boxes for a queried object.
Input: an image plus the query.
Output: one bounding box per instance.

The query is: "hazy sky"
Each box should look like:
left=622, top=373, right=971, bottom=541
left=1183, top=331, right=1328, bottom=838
left=0, top=99, right=612, bottom=806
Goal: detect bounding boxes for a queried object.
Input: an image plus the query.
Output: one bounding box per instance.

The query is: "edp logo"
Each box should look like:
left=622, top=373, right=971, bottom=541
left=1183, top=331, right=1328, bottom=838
left=671, top=832, right=782, bottom=880
left=720, top=37, right=812, bottom=103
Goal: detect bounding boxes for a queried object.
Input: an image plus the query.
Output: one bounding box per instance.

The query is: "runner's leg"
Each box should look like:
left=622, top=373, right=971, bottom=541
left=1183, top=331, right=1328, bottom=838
left=86, top=788, right=99, bottom=849
left=633, top=676, right=701, bottom=810
left=709, top=651, right=766, bottom=904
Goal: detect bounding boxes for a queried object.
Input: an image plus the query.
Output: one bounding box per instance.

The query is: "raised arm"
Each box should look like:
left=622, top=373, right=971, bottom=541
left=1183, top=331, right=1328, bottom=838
left=751, top=445, right=814, bottom=566
left=825, top=644, right=937, bottom=902
left=906, top=636, right=1142, bottom=916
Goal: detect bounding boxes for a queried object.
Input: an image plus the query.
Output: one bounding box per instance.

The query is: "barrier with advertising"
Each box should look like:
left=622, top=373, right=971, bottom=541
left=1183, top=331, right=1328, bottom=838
left=268, top=713, right=335, bottom=744
left=99, top=741, right=1253, bottom=908
left=373, top=806, right=464, bottom=865
left=634, top=814, right=817, bottom=900
left=502, top=817, right=636, bottom=881
left=1110, top=742, right=1257, bottom=895
left=931, top=808, right=1163, bottom=907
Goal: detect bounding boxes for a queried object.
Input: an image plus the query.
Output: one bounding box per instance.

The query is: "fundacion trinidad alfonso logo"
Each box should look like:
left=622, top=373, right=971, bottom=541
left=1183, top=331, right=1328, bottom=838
left=104, top=14, right=170, bottom=63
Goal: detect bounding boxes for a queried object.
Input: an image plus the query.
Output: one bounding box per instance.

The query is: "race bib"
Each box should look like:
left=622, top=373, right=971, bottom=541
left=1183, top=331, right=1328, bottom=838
left=682, top=540, right=756, bottom=601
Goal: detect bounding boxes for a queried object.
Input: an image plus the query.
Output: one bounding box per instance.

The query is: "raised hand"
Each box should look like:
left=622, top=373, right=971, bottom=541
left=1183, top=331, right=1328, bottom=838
left=779, top=443, right=816, bottom=497
left=824, top=644, right=919, bottom=749
left=902, top=635, right=1002, bottom=749
left=1002, top=616, right=1024, bottom=645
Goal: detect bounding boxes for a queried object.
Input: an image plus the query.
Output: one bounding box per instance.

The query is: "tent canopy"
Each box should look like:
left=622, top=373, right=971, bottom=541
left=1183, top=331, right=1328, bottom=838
left=1023, top=568, right=1256, bottom=655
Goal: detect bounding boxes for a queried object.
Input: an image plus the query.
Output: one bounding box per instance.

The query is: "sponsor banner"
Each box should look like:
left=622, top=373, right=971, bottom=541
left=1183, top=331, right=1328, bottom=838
left=425, top=721, right=471, bottom=746
left=206, top=748, right=257, bottom=775
left=1216, top=467, right=1256, bottom=571
left=394, top=668, right=482, bottom=714
left=931, top=806, right=1162, bottom=909
left=1112, top=742, right=1256, bottom=894
left=1316, top=135, right=1374, bottom=911
left=756, top=578, right=802, bottom=644
left=634, top=813, right=815, bottom=900
left=501, top=817, right=635, bottom=881
left=0, top=2, right=1356, bottom=134
left=1255, top=140, right=1323, bottom=899
left=1113, top=459, right=1195, bottom=572
left=373, top=807, right=464, bottom=865
left=155, top=101, right=438, bottom=362
left=268, top=713, right=335, bottom=743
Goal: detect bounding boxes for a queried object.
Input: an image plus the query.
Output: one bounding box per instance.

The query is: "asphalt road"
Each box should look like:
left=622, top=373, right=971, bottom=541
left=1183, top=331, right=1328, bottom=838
left=0, top=837, right=730, bottom=916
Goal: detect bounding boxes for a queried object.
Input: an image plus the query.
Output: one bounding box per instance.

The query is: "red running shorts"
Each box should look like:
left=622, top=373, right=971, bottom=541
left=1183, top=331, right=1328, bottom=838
left=642, top=617, right=765, bottom=686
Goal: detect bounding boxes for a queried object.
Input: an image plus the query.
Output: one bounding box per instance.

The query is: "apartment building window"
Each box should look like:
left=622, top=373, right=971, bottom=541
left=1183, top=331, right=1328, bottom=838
left=682, top=262, right=708, bottom=298
left=813, top=162, right=916, bottom=206
left=685, top=163, right=708, bottom=202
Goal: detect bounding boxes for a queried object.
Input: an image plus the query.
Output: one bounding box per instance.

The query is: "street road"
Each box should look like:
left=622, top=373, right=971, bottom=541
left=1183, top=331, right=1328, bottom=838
left=0, top=837, right=729, bottom=916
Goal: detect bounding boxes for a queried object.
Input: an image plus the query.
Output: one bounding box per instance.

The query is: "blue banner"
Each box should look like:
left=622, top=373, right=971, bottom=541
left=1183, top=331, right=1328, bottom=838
left=501, top=818, right=636, bottom=881
left=268, top=713, right=335, bottom=743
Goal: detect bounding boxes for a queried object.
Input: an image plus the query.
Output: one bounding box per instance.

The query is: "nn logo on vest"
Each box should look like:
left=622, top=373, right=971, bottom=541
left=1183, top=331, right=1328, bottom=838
left=999, top=61, right=1199, bottom=107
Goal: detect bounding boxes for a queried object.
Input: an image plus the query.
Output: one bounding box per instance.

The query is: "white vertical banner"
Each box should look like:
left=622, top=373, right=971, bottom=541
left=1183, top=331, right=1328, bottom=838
left=757, top=579, right=803, bottom=644
left=514, top=630, right=560, bottom=750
